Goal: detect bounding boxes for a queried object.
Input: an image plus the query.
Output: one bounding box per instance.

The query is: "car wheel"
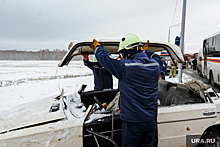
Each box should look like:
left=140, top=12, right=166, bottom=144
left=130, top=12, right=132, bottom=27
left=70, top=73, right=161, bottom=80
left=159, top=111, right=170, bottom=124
left=200, top=128, right=220, bottom=147
left=210, top=73, right=216, bottom=87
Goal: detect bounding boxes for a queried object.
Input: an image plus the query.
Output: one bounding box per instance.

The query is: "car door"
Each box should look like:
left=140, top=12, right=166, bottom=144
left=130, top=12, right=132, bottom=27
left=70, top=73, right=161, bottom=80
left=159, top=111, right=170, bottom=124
left=157, top=98, right=217, bottom=146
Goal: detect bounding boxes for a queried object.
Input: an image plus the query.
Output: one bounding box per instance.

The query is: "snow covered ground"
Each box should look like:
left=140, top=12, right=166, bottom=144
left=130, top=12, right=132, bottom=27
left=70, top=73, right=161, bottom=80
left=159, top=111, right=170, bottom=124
left=0, top=60, right=219, bottom=115
left=0, top=61, right=118, bottom=114
left=166, top=73, right=193, bottom=84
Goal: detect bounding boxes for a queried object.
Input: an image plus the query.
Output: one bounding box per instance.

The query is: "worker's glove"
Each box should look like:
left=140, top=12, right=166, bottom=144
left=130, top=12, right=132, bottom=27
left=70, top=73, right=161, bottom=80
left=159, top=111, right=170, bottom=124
left=159, top=75, right=162, bottom=79
left=142, top=40, right=150, bottom=50
left=89, top=39, right=101, bottom=50
left=117, top=54, right=121, bottom=59
left=82, top=53, right=89, bottom=61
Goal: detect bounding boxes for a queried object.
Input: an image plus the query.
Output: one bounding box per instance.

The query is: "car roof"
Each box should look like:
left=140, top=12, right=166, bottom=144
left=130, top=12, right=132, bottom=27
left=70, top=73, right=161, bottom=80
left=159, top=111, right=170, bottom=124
left=58, top=39, right=185, bottom=67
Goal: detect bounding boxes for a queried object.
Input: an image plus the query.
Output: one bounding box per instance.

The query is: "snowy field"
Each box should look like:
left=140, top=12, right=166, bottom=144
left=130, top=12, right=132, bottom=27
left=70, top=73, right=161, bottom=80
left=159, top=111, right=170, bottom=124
left=0, top=60, right=119, bottom=114
left=0, top=60, right=218, bottom=115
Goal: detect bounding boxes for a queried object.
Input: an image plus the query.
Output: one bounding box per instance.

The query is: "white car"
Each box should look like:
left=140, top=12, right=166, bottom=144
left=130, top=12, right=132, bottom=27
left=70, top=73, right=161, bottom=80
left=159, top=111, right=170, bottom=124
left=0, top=40, right=219, bottom=147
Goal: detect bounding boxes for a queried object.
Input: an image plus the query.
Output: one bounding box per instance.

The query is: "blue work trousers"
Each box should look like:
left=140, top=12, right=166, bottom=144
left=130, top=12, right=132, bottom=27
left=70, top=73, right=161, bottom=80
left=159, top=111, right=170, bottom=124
left=122, top=120, right=157, bottom=147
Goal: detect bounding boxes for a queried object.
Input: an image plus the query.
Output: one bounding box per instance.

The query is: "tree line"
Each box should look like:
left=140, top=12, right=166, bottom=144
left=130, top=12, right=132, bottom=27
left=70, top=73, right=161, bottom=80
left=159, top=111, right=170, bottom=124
left=0, top=49, right=82, bottom=60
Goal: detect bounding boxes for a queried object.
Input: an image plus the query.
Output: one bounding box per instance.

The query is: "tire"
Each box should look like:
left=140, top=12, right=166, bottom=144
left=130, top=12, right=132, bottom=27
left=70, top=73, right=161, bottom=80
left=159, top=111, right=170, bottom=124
left=200, top=128, right=220, bottom=147
left=210, top=73, right=216, bottom=87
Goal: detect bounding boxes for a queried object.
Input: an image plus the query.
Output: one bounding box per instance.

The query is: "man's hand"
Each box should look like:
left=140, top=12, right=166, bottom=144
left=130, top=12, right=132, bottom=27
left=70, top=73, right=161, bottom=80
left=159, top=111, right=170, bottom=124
left=117, top=54, right=121, bottom=60
left=89, top=39, right=101, bottom=50
left=142, top=40, right=150, bottom=50
left=82, top=53, right=89, bottom=61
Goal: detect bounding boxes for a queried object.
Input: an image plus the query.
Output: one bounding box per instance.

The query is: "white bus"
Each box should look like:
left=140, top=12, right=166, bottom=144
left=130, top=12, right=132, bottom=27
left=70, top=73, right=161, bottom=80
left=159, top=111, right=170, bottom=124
left=203, top=31, right=220, bottom=86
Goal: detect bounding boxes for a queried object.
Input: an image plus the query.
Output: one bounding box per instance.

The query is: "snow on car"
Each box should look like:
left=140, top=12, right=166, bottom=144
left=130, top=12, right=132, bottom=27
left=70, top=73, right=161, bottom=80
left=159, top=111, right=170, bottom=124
left=0, top=40, right=220, bottom=147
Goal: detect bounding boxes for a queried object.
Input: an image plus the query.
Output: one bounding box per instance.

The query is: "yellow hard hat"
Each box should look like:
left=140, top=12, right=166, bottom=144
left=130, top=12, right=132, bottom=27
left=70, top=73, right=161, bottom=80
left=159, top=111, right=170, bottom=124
left=118, top=33, right=143, bottom=52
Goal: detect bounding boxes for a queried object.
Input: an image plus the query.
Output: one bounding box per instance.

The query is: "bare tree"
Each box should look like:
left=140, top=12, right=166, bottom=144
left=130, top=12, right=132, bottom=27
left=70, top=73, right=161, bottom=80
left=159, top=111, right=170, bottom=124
left=0, top=49, right=83, bottom=61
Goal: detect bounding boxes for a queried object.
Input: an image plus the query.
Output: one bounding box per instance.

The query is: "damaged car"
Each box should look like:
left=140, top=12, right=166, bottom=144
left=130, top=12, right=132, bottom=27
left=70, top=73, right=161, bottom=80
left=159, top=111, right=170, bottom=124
left=0, top=40, right=220, bottom=147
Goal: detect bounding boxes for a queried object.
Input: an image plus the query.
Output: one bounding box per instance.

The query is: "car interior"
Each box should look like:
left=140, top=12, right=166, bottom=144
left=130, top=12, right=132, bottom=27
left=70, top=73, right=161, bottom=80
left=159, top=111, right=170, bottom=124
left=78, top=85, right=121, bottom=147
left=59, top=42, right=204, bottom=147
left=78, top=78, right=208, bottom=147
left=158, top=79, right=206, bottom=106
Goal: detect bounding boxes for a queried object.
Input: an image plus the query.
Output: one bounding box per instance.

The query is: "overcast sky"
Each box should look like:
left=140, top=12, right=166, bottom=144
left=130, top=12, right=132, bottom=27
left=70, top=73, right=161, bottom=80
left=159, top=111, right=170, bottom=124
left=1, top=0, right=220, bottom=53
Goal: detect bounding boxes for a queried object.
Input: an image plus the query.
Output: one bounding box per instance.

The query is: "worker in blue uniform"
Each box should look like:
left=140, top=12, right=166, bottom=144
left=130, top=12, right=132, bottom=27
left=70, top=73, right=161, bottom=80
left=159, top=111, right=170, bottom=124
left=160, top=57, right=167, bottom=80
left=82, top=54, right=113, bottom=91
left=89, top=33, right=163, bottom=147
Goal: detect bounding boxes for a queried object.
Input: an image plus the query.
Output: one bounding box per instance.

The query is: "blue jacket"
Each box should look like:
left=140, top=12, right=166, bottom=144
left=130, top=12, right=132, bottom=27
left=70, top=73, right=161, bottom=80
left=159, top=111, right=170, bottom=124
left=161, top=60, right=167, bottom=76
left=83, top=60, right=113, bottom=91
left=94, top=46, right=162, bottom=122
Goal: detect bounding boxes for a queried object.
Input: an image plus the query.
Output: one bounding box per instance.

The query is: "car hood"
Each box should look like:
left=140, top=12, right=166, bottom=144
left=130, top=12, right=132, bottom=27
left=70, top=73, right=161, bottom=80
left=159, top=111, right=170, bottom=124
left=58, top=40, right=185, bottom=67
left=0, top=96, right=66, bottom=134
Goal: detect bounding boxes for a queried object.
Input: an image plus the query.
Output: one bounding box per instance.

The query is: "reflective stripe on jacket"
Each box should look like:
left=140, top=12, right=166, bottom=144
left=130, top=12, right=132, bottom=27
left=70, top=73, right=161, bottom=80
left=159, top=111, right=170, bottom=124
left=119, top=53, right=160, bottom=122
left=170, top=60, right=178, bottom=68
left=95, top=46, right=161, bottom=122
